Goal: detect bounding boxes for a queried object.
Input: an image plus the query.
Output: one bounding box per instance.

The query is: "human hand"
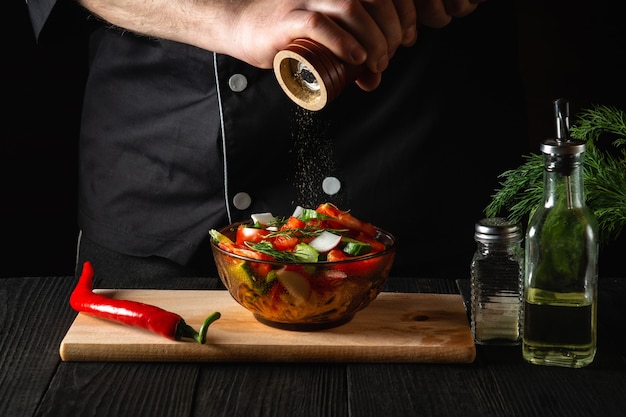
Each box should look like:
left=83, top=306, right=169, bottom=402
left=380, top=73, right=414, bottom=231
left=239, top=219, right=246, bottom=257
left=415, top=0, right=484, bottom=29
left=222, top=0, right=417, bottom=91
left=78, top=0, right=483, bottom=91
left=224, top=0, right=483, bottom=90
left=77, top=0, right=413, bottom=89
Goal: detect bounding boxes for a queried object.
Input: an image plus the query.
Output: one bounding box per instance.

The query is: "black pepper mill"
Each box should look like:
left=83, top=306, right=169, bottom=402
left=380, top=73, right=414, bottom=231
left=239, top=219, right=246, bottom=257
left=273, top=39, right=362, bottom=111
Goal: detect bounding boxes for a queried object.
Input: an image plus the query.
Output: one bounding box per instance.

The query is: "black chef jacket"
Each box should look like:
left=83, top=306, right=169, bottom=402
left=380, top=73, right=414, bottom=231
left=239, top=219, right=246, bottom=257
left=27, top=0, right=528, bottom=278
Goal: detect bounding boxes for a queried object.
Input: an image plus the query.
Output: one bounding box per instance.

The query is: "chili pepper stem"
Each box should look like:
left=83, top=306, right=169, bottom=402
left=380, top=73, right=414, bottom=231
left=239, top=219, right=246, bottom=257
left=176, top=312, right=221, bottom=344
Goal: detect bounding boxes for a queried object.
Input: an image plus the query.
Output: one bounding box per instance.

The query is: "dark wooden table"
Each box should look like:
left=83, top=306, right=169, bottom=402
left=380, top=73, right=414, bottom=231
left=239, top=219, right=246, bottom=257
left=2, top=275, right=625, bottom=417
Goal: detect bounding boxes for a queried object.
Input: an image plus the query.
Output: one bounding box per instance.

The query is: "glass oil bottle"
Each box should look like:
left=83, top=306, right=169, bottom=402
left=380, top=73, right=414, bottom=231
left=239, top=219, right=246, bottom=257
left=471, top=218, right=524, bottom=345
left=522, top=98, right=599, bottom=368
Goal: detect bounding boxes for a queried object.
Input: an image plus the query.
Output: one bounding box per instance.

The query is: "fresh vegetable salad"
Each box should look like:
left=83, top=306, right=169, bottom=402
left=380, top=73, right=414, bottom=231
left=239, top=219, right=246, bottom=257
left=209, top=203, right=396, bottom=329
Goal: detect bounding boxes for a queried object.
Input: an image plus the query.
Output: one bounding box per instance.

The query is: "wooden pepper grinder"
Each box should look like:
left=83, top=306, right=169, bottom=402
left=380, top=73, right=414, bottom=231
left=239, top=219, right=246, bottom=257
left=273, top=39, right=361, bottom=111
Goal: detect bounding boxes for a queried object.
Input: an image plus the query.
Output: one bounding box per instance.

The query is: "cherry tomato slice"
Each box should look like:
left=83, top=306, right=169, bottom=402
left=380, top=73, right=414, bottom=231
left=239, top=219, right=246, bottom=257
left=235, top=225, right=270, bottom=245
left=281, top=216, right=306, bottom=230
left=272, top=235, right=299, bottom=251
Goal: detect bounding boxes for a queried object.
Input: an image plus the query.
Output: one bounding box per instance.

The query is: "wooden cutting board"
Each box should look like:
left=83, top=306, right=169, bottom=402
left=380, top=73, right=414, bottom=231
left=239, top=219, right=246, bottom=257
left=60, top=290, right=476, bottom=363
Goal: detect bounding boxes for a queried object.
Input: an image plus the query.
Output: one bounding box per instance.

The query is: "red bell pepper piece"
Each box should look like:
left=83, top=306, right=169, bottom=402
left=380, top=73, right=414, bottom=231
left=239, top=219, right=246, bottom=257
left=70, top=261, right=220, bottom=344
left=315, top=203, right=377, bottom=238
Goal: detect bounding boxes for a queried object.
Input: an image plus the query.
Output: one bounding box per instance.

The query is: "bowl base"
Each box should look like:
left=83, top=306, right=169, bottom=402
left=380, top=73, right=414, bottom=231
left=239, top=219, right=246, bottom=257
left=253, top=314, right=355, bottom=331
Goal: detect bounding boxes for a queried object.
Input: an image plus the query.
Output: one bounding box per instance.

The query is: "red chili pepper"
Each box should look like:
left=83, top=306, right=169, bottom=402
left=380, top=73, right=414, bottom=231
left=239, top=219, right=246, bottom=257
left=70, top=261, right=220, bottom=344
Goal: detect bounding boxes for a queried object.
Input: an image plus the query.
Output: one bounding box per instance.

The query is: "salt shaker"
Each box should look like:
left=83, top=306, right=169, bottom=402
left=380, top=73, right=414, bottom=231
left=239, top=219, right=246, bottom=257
left=470, top=217, right=524, bottom=345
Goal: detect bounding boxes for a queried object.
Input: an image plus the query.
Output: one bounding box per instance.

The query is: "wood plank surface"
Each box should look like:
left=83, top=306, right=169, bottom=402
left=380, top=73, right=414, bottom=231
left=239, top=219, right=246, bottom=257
left=60, top=290, right=476, bottom=363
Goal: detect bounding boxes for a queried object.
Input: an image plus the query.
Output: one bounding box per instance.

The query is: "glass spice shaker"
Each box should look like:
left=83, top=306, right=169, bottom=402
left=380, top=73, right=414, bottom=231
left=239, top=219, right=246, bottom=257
left=470, top=217, right=524, bottom=345
left=522, top=98, right=599, bottom=368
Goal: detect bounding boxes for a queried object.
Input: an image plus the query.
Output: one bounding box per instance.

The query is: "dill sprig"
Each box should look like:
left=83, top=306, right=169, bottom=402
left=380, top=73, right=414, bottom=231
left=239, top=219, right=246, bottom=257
left=246, top=226, right=349, bottom=262
left=246, top=241, right=300, bottom=262
left=485, top=104, right=626, bottom=246
left=264, top=227, right=348, bottom=239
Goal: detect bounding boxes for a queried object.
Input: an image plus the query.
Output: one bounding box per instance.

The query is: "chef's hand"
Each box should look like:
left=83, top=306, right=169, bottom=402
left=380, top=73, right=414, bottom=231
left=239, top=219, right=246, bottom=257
left=220, top=0, right=484, bottom=91
left=417, top=0, right=485, bottom=29
left=349, top=0, right=485, bottom=90
left=212, top=0, right=421, bottom=92
left=78, top=0, right=483, bottom=91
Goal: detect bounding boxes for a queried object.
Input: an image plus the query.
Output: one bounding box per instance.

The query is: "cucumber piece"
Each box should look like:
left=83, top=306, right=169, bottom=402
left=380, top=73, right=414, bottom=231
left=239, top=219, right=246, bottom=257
left=240, top=262, right=277, bottom=294
left=341, top=237, right=372, bottom=256
left=299, top=208, right=324, bottom=221
left=293, top=242, right=319, bottom=262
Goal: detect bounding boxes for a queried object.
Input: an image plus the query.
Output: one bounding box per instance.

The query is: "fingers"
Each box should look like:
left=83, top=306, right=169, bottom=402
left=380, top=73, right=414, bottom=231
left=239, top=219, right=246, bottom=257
left=296, top=0, right=417, bottom=75
left=417, top=0, right=481, bottom=29
left=361, top=0, right=417, bottom=54
left=301, top=1, right=396, bottom=73
left=443, top=0, right=481, bottom=17
left=282, top=9, right=369, bottom=66
left=276, top=0, right=481, bottom=91
left=355, top=69, right=383, bottom=92
left=394, top=0, right=419, bottom=47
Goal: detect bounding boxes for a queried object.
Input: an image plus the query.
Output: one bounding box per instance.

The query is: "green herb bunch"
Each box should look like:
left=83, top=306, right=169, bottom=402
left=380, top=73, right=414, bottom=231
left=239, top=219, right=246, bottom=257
left=485, top=104, right=626, bottom=246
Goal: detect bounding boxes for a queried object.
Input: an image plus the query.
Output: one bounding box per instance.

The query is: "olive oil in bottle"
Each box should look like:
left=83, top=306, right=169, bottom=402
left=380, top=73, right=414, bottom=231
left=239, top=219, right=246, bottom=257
left=522, top=99, right=599, bottom=368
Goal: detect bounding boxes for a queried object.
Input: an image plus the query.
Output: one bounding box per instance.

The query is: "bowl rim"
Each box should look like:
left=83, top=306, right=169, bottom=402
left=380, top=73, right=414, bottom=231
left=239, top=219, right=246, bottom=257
left=210, top=221, right=396, bottom=265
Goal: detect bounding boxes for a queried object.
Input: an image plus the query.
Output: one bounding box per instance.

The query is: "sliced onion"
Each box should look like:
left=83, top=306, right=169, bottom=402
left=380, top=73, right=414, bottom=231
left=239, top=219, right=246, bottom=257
left=251, top=212, right=274, bottom=225
left=276, top=268, right=311, bottom=303
left=291, top=205, right=304, bottom=218
left=308, top=231, right=342, bottom=253
left=324, top=269, right=348, bottom=280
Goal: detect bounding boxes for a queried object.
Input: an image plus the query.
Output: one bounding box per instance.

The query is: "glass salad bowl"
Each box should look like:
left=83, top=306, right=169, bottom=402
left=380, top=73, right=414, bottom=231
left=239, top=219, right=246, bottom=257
left=209, top=204, right=397, bottom=331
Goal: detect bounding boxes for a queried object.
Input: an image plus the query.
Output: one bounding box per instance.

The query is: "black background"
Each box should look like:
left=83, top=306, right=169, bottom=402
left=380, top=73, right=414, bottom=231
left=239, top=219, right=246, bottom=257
left=4, top=0, right=624, bottom=278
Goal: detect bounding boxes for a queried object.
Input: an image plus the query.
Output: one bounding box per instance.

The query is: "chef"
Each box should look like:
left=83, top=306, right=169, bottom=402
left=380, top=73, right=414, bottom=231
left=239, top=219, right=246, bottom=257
left=26, top=0, right=528, bottom=282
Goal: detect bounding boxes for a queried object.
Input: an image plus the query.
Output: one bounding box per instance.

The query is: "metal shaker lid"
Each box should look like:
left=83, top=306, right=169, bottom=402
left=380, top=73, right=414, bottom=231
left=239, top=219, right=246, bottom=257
left=474, top=217, right=523, bottom=242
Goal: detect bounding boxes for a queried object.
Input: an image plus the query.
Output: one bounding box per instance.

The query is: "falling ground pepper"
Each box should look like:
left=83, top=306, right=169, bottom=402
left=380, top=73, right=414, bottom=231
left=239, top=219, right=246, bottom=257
left=70, top=261, right=220, bottom=344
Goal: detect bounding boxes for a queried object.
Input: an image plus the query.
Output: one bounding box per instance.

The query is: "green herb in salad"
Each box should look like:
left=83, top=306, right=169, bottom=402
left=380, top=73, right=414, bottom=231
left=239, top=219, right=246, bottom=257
left=209, top=203, right=385, bottom=263
left=246, top=241, right=316, bottom=262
